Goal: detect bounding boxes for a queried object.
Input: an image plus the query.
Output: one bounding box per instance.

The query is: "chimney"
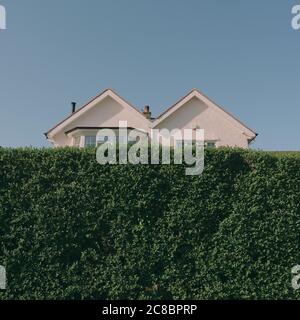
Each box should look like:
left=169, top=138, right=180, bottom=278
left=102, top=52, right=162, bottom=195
left=143, top=105, right=151, bottom=119
left=71, top=102, right=76, bottom=114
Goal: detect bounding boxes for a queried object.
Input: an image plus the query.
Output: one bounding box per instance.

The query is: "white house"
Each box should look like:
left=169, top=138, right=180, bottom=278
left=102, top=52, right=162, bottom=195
left=45, top=88, right=257, bottom=148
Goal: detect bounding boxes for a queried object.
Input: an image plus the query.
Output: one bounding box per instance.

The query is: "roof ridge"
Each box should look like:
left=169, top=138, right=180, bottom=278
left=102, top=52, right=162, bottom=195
left=45, top=88, right=150, bottom=138
left=154, top=88, right=257, bottom=135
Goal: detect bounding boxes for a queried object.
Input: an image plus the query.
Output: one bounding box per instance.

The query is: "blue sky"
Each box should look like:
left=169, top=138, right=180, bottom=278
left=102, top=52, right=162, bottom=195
left=0, top=0, right=299, bottom=150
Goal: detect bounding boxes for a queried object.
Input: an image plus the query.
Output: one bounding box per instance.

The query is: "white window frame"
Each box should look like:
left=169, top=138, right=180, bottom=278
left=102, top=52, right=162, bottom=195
left=84, top=135, right=97, bottom=147
left=73, top=136, right=81, bottom=148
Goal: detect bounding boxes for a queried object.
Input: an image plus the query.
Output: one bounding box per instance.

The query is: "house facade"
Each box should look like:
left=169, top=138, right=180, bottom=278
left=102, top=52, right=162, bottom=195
left=45, top=89, right=257, bottom=148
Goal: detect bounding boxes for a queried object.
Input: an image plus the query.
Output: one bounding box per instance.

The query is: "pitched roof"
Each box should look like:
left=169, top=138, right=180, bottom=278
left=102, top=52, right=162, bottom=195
left=45, top=88, right=151, bottom=138
left=152, top=88, right=258, bottom=137
left=46, top=88, right=258, bottom=141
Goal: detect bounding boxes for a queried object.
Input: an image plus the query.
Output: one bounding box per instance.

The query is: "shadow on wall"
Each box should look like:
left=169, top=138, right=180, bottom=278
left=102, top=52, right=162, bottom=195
left=71, top=96, right=124, bottom=127
left=158, top=97, right=208, bottom=130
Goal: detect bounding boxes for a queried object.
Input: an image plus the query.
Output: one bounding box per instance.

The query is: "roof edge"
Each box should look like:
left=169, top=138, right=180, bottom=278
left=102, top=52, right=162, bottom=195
left=154, top=88, right=258, bottom=136
left=46, top=88, right=151, bottom=138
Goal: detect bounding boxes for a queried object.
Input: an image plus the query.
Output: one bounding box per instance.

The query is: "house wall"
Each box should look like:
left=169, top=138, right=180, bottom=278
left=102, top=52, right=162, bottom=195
left=51, top=96, right=150, bottom=147
left=49, top=93, right=254, bottom=149
left=153, top=97, right=250, bottom=148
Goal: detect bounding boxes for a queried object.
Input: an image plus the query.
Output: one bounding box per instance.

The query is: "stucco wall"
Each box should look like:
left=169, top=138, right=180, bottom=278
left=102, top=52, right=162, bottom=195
left=153, top=97, right=250, bottom=148
left=49, top=94, right=253, bottom=149
left=51, top=96, right=150, bottom=147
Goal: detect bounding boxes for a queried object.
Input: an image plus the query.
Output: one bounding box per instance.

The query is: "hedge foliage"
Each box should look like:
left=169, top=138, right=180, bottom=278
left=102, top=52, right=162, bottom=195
left=0, top=148, right=300, bottom=300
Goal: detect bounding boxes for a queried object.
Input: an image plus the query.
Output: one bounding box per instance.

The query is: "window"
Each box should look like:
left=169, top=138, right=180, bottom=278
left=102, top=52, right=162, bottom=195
left=206, top=142, right=216, bottom=148
left=96, top=135, right=134, bottom=145
left=85, top=136, right=96, bottom=147
left=74, top=136, right=81, bottom=148
left=96, top=135, right=114, bottom=145
left=175, top=140, right=203, bottom=148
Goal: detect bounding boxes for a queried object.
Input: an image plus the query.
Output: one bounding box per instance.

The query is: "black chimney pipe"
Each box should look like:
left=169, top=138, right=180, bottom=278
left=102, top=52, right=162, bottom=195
left=71, top=102, right=76, bottom=114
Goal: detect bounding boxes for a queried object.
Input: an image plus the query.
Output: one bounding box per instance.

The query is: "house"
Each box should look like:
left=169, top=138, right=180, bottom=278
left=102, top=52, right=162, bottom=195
left=45, top=88, right=257, bottom=148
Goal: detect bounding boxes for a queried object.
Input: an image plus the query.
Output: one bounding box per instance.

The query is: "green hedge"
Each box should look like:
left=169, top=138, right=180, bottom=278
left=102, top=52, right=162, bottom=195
left=0, top=148, right=300, bottom=300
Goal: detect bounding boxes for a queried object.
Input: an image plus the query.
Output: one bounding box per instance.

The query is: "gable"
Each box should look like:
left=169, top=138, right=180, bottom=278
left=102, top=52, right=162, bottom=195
left=46, top=89, right=151, bottom=139
left=63, top=96, right=149, bottom=133
left=152, top=89, right=257, bottom=140
left=46, top=88, right=257, bottom=147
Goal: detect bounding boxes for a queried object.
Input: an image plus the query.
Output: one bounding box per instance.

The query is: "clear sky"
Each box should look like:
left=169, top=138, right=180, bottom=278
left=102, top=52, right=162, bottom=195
left=0, top=0, right=299, bottom=150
